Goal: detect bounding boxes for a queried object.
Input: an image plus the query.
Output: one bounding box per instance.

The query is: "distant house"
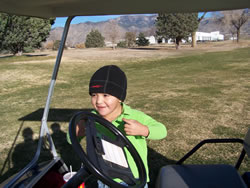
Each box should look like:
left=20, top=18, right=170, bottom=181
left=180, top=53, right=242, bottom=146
left=105, top=41, right=117, bottom=47
left=146, top=36, right=157, bottom=44
left=145, top=36, right=172, bottom=44
left=146, top=31, right=224, bottom=45
left=195, top=31, right=224, bottom=41
left=230, top=36, right=237, bottom=40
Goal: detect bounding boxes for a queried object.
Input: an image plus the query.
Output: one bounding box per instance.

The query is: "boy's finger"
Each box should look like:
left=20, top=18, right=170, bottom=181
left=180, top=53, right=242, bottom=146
left=122, top=118, right=131, bottom=124
left=124, top=123, right=131, bottom=129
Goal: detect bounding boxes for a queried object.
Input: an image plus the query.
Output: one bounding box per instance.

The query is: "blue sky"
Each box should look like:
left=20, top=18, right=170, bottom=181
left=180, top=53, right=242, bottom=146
left=52, top=13, right=211, bottom=28
left=53, top=15, right=122, bottom=28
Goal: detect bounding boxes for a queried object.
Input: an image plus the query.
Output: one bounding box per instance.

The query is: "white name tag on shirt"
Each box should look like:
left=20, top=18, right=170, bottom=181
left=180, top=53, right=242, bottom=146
left=101, top=139, right=129, bottom=168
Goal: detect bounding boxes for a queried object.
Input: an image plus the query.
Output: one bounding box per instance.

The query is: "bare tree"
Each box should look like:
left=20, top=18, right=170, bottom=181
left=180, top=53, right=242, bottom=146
left=220, top=9, right=249, bottom=42
left=191, top=12, right=207, bottom=48
left=125, top=31, right=136, bottom=47
left=229, top=27, right=237, bottom=42
left=107, top=20, right=119, bottom=50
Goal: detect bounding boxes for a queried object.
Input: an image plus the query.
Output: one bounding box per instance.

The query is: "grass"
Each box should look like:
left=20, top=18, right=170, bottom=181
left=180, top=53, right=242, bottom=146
left=0, top=54, right=55, bottom=63
left=0, top=47, right=250, bottom=187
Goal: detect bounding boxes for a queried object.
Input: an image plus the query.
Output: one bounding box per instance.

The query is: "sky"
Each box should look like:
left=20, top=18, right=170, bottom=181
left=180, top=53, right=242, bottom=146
left=53, top=15, right=123, bottom=28
left=52, top=13, right=211, bottom=28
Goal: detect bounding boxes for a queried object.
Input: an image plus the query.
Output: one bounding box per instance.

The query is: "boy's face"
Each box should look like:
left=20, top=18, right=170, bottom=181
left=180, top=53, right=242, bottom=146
left=91, top=93, right=122, bottom=121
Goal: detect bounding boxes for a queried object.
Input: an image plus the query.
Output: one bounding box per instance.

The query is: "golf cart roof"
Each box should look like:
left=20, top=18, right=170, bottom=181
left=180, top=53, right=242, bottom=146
left=0, top=0, right=249, bottom=18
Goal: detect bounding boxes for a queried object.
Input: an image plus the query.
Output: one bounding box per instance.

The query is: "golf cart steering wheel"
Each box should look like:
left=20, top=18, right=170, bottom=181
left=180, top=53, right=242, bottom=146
left=67, top=111, right=147, bottom=188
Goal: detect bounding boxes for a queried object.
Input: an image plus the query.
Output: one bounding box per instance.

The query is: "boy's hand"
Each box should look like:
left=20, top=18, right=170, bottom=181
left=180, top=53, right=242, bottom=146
left=123, top=118, right=149, bottom=137
left=76, top=120, right=85, bottom=137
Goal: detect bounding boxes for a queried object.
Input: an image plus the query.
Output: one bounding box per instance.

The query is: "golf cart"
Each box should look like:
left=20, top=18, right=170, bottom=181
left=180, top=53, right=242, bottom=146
left=0, top=0, right=250, bottom=187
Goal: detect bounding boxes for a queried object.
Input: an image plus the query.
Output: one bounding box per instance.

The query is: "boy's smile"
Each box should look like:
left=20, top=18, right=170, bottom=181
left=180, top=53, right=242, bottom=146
left=91, top=93, right=122, bottom=122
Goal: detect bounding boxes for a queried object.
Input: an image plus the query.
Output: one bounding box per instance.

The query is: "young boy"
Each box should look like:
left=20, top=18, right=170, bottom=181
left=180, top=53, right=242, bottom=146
left=73, top=65, right=167, bottom=187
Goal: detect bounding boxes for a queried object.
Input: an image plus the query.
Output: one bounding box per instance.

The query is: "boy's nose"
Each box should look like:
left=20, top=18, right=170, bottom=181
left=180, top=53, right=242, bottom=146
left=96, top=95, right=103, bottom=104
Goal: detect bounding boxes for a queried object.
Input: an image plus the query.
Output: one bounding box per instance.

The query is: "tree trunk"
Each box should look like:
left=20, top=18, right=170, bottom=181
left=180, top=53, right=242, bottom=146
left=16, top=50, right=23, bottom=56
left=191, top=32, right=196, bottom=48
left=175, top=39, right=180, bottom=50
left=236, top=29, right=240, bottom=43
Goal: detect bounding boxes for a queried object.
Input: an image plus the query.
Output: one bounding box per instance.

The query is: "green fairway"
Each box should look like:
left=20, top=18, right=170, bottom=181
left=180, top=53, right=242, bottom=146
left=0, top=47, right=249, bottom=186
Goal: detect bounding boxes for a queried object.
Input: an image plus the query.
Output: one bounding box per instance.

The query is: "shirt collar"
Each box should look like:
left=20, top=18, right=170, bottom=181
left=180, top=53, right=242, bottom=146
left=111, top=103, right=129, bottom=123
left=91, top=103, right=131, bottom=122
left=121, top=103, right=131, bottom=116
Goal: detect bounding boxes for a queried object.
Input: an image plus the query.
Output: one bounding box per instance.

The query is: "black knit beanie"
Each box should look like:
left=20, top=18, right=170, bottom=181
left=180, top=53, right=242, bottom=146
left=89, top=65, right=127, bottom=101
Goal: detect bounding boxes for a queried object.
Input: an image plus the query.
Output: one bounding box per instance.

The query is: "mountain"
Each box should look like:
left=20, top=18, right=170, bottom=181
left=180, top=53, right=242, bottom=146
left=47, top=14, right=249, bottom=47
left=117, top=15, right=156, bottom=30
left=47, top=15, right=157, bottom=47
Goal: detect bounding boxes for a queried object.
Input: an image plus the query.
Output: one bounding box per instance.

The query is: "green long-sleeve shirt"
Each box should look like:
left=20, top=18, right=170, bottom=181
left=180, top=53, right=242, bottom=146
left=67, top=103, right=167, bottom=182
left=111, top=103, right=167, bottom=182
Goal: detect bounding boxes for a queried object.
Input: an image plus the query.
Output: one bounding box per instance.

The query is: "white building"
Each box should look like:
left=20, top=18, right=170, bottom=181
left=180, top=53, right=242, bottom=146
left=146, top=31, right=224, bottom=45
left=145, top=36, right=173, bottom=44
left=146, top=36, right=157, bottom=44
left=195, top=31, right=224, bottom=41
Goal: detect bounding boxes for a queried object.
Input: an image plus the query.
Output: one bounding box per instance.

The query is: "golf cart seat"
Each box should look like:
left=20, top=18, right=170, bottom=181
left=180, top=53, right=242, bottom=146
left=156, top=128, right=250, bottom=188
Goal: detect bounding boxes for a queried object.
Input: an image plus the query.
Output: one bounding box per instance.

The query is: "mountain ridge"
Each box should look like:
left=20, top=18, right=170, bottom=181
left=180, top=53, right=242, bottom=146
left=47, top=14, right=250, bottom=47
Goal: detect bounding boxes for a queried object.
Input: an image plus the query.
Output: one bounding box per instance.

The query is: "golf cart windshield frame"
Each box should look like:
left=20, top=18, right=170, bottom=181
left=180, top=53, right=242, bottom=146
left=4, top=16, right=75, bottom=188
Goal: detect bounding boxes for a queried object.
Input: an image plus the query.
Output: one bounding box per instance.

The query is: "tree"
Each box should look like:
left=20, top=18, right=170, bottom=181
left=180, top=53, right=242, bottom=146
left=229, top=27, right=237, bottom=42
left=220, top=9, right=249, bottom=42
left=125, top=32, right=136, bottom=47
left=0, top=13, right=54, bottom=55
left=155, top=13, right=199, bottom=49
left=136, top=32, right=149, bottom=46
left=107, top=20, right=120, bottom=50
left=85, top=29, right=105, bottom=48
left=191, top=12, right=207, bottom=47
left=117, top=41, right=127, bottom=48
left=0, top=13, right=9, bottom=51
left=52, top=40, right=67, bottom=50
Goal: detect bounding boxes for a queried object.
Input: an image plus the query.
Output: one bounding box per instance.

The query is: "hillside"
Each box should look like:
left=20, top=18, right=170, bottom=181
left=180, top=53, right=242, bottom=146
left=48, top=15, right=157, bottom=46
left=47, top=14, right=250, bottom=47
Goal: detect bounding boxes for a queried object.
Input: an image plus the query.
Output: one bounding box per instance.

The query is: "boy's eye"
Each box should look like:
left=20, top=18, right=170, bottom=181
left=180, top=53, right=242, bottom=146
left=103, top=94, right=109, bottom=97
left=91, top=93, right=96, bottom=97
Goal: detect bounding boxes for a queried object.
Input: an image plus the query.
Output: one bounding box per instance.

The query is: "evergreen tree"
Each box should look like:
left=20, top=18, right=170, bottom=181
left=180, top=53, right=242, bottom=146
left=136, top=32, right=149, bottom=46
left=0, top=13, right=9, bottom=51
left=155, top=13, right=199, bottom=49
left=85, top=30, right=105, bottom=48
left=0, top=13, right=54, bottom=55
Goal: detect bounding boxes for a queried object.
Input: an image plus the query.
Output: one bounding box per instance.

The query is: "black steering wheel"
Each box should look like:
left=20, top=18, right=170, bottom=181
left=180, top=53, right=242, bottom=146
left=65, top=111, right=146, bottom=188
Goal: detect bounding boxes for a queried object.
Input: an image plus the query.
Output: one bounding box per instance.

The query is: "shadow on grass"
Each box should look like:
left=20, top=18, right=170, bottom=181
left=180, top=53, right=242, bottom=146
left=0, top=108, right=91, bottom=184
left=25, top=54, right=49, bottom=57
left=129, top=45, right=177, bottom=51
left=0, top=121, right=25, bottom=182
left=0, top=55, right=14, bottom=59
left=18, top=108, right=92, bottom=122
left=148, top=147, right=176, bottom=187
left=129, top=47, right=161, bottom=51
left=0, top=54, right=49, bottom=59
left=0, top=123, right=53, bottom=184
left=1, top=108, right=175, bottom=187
